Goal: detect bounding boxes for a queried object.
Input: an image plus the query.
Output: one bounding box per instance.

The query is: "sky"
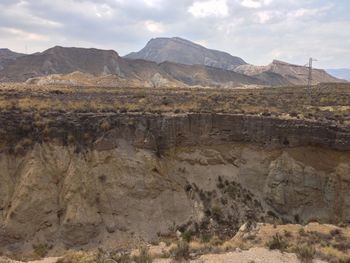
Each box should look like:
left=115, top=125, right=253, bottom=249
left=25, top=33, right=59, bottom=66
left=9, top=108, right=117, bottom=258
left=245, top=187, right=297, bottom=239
left=0, top=0, right=349, bottom=68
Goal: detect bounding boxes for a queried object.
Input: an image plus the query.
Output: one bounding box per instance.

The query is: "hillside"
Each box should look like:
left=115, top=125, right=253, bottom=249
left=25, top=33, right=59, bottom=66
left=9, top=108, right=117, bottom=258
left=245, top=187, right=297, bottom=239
left=157, top=61, right=263, bottom=87
left=0, top=46, right=123, bottom=82
left=235, top=60, right=341, bottom=85
left=125, top=37, right=247, bottom=70
left=0, top=48, right=24, bottom=70
left=0, top=46, right=264, bottom=88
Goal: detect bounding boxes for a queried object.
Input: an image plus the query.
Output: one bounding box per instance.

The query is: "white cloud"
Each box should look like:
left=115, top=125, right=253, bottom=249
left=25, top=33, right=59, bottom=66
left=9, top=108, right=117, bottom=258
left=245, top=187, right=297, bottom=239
left=255, top=10, right=282, bottom=24
left=188, top=0, right=229, bottom=18
left=143, top=0, right=163, bottom=8
left=240, top=0, right=273, bottom=9
left=0, top=27, right=48, bottom=41
left=94, top=4, right=113, bottom=18
left=288, top=4, right=334, bottom=19
left=257, top=11, right=271, bottom=23
left=144, top=20, right=164, bottom=33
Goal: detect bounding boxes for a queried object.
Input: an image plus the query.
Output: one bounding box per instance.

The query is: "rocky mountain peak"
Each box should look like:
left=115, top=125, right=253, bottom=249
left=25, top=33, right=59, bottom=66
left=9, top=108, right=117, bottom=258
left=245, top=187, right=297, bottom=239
left=125, top=37, right=247, bottom=70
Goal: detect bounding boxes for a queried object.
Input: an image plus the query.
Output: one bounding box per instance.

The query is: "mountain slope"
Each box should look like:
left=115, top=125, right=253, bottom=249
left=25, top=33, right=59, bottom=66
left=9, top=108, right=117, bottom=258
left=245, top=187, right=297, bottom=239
left=125, top=38, right=342, bottom=86
left=235, top=60, right=342, bottom=85
left=0, top=48, right=24, bottom=70
left=0, top=46, right=124, bottom=82
left=158, top=61, right=263, bottom=87
left=0, top=46, right=264, bottom=87
left=326, top=68, right=350, bottom=81
left=125, top=37, right=247, bottom=70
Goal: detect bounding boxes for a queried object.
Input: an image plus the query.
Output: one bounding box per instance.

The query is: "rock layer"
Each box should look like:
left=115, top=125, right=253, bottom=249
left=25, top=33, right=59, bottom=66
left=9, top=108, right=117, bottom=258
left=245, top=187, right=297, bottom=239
left=0, top=112, right=349, bottom=153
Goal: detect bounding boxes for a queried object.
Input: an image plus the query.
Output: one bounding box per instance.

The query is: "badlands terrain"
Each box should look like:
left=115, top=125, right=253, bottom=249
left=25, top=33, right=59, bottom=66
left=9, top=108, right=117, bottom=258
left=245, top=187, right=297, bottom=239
left=0, top=82, right=349, bottom=262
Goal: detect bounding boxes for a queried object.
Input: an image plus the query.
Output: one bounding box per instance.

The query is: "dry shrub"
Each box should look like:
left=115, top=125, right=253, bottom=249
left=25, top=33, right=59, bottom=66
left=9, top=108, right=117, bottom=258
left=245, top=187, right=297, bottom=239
left=171, top=240, right=190, bottom=261
left=266, top=233, right=288, bottom=251
left=133, top=246, right=152, bottom=263
left=295, top=244, right=315, bottom=263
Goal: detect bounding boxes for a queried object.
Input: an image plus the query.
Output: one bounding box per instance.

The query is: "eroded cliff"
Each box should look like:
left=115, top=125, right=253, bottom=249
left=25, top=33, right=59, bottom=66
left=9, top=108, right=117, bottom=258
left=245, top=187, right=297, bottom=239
left=0, top=111, right=349, bottom=254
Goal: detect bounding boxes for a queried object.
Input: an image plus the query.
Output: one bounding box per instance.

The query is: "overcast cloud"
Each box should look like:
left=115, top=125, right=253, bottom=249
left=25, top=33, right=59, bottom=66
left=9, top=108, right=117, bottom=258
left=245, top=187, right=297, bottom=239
left=0, top=0, right=349, bottom=68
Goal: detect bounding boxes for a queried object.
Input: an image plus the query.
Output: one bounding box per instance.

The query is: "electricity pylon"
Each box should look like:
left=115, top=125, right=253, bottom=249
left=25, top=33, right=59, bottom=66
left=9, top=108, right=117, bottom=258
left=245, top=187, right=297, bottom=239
left=306, top=57, right=317, bottom=101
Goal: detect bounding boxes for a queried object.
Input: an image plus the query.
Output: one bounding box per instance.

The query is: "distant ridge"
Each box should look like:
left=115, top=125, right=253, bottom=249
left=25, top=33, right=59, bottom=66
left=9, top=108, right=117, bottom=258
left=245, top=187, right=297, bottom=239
left=0, top=48, right=24, bottom=70
left=0, top=46, right=264, bottom=87
left=125, top=37, right=247, bottom=70
left=0, top=46, right=123, bottom=82
left=235, top=60, right=341, bottom=85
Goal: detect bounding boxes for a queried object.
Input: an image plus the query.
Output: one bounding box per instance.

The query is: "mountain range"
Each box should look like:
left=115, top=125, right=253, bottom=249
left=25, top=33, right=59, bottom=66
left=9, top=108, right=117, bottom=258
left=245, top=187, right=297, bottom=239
left=0, top=46, right=264, bottom=88
left=125, top=37, right=341, bottom=86
left=0, top=37, right=344, bottom=87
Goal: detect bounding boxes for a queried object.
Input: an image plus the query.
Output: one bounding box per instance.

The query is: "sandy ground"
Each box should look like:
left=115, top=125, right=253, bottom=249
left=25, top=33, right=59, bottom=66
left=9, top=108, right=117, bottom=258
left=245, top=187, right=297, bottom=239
left=153, top=247, right=328, bottom=263
left=28, top=258, right=61, bottom=263
left=193, top=248, right=300, bottom=263
left=0, top=257, right=60, bottom=263
left=0, top=250, right=328, bottom=263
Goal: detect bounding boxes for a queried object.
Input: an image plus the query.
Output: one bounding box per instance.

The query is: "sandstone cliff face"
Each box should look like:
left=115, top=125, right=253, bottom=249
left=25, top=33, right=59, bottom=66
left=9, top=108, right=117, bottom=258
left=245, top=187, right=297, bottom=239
left=0, top=143, right=193, bottom=248
left=0, top=112, right=349, bottom=252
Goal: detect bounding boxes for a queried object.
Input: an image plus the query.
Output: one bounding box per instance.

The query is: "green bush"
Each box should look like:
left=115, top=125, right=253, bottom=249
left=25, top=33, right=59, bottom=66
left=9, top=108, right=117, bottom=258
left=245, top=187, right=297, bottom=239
left=201, top=233, right=212, bottom=243
left=33, top=243, right=49, bottom=258
left=181, top=230, right=193, bottom=242
left=212, top=206, right=223, bottom=221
